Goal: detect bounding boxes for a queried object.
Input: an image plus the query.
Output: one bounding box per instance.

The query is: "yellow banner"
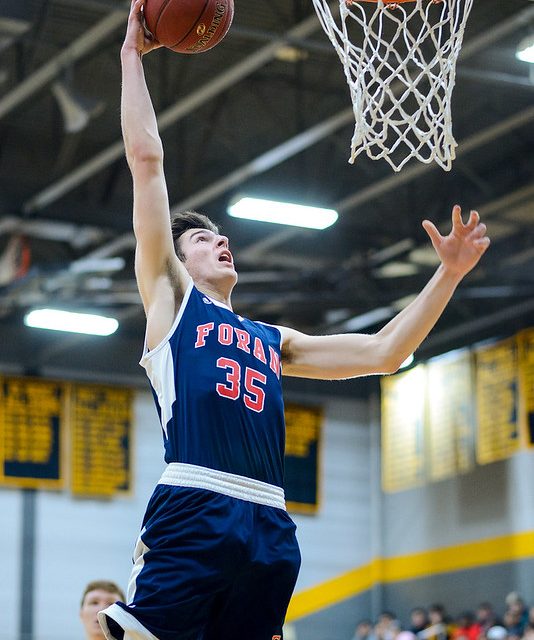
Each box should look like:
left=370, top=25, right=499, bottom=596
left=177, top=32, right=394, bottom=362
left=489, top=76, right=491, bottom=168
left=0, top=377, right=65, bottom=489
left=475, top=337, right=519, bottom=464
left=518, top=328, right=534, bottom=448
left=70, top=383, right=133, bottom=497
left=381, top=366, right=426, bottom=492
left=284, top=402, right=323, bottom=514
left=426, top=350, right=476, bottom=481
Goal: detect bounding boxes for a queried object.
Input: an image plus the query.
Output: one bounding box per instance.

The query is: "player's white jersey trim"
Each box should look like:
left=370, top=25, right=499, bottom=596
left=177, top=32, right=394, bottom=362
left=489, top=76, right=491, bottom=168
left=158, top=462, right=286, bottom=510
left=140, top=280, right=194, bottom=437
left=127, top=527, right=150, bottom=604
left=98, top=603, right=159, bottom=640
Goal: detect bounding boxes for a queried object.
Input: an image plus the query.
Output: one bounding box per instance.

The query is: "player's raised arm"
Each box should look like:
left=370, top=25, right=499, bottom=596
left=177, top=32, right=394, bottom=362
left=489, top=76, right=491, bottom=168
left=280, top=205, right=490, bottom=380
left=121, top=0, right=189, bottom=341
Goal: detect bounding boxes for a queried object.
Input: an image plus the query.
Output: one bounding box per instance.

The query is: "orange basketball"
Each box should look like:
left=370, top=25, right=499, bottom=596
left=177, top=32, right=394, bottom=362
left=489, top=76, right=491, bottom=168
left=144, top=0, right=234, bottom=54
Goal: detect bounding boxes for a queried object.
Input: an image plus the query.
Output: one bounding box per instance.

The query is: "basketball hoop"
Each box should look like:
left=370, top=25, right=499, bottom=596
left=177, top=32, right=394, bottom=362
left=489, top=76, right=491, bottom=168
left=312, top=0, right=474, bottom=171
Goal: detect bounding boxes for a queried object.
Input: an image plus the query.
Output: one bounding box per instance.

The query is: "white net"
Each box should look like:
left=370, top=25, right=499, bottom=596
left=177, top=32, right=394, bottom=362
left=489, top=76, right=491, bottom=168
left=312, top=0, right=474, bottom=171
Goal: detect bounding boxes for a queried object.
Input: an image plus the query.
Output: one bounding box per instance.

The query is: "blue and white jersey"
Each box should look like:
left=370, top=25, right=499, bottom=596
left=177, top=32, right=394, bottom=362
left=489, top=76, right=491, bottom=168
left=140, top=282, right=286, bottom=488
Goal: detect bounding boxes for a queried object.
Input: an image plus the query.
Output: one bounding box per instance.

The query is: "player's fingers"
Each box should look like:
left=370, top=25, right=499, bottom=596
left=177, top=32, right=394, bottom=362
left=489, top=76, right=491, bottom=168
left=422, top=219, right=442, bottom=246
left=474, top=237, right=490, bottom=253
left=470, top=222, right=487, bottom=239
left=129, top=0, right=142, bottom=20
left=466, top=209, right=479, bottom=230
left=451, top=204, right=463, bottom=228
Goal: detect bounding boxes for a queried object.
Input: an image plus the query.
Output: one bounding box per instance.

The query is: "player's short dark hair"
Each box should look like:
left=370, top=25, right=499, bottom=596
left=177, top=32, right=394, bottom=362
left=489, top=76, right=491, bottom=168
left=80, top=580, right=125, bottom=607
left=170, top=210, right=219, bottom=261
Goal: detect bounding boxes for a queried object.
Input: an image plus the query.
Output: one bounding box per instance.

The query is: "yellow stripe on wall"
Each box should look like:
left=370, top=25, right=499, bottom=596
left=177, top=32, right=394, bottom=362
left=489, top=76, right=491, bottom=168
left=286, top=562, right=376, bottom=621
left=286, top=529, right=534, bottom=622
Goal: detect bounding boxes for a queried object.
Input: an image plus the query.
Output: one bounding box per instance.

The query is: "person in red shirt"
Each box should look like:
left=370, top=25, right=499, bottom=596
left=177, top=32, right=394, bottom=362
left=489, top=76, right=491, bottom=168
left=452, top=612, right=483, bottom=640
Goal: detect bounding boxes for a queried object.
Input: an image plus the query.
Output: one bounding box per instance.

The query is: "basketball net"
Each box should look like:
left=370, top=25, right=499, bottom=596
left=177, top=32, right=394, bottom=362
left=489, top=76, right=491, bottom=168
left=312, top=0, right=474, bottom=171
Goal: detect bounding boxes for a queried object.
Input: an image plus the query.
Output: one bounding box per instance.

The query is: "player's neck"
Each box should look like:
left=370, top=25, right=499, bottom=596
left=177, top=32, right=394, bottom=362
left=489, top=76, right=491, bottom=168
left=195, top=283, right=233, bottom=310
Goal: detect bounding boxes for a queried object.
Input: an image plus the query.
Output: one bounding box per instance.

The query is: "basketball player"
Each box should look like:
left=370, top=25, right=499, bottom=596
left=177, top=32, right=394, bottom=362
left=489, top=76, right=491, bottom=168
left=80, top=580, right=125, bottom=640
left=98, top=1, right=490, bottom=639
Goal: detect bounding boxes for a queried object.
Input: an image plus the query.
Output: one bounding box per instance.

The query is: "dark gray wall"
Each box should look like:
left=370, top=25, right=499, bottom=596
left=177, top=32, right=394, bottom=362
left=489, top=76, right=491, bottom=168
left=293, top=590, right=373, bottom=640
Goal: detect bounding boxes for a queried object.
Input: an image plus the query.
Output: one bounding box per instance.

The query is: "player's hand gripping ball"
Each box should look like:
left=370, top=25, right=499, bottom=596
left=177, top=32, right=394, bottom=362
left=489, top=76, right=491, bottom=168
left=144, top=0, right=234, bottom=54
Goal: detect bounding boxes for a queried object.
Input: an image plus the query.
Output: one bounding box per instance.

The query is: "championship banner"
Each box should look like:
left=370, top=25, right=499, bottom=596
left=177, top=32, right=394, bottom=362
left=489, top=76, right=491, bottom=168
left=518, top=328, right=534, bottom=447
left=284, top=402, right=323, bottom=514
left=426, top=349, right=476, bottom=482
left=0, top=377, right=65, bottom=489
left=70, top=383, right=133, bottom=497
left=381, top=366, right=426, bottom=493
left=475, top=337, right=520, bottom=464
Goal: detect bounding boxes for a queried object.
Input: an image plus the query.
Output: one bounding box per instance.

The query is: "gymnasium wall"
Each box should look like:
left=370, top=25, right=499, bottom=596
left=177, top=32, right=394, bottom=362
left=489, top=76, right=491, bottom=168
left=3, top=380, right=534, bottom=640
left=290, top=439, right=534, bottom=640
left=1, top=490, right=21, bottom=640
left=1, top=387, right=370, bottom=640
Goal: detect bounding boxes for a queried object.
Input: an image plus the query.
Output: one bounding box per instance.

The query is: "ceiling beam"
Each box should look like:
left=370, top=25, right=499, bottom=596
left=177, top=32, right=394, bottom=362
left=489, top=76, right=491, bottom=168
left=171, top=107, right=354, bottom=214
left=11, top=4, right=534, bottom=276
left=0, top=4, right=129, bottom=120
left=21, top=3, right=534, bottom=217
left=21, top=3, right=339, bottom=216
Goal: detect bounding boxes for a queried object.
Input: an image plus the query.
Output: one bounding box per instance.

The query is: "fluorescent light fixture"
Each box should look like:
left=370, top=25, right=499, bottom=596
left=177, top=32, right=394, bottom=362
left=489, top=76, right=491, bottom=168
left=516, top=35, right=534, bottom=63
left=24, top=309, right=118, bottom=336
left=228, top=197, right=338, bottom=230
left=399, top=353, right=414, bottom=370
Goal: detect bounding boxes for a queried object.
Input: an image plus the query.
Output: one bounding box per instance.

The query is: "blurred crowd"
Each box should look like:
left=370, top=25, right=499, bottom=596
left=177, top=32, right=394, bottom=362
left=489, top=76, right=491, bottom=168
left=352, top=592, right=534, bottom=640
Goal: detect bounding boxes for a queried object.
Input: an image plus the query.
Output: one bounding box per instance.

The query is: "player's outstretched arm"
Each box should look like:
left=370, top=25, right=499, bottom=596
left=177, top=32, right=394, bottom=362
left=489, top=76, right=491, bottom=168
left=280, top=205, right=490, bottom=380
left=121, top=0, right=188, bottom=345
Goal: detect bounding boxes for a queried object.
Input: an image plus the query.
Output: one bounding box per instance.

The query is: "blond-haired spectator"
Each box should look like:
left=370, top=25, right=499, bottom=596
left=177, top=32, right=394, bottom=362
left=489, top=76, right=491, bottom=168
left=80, top=580, right=125, bottom=640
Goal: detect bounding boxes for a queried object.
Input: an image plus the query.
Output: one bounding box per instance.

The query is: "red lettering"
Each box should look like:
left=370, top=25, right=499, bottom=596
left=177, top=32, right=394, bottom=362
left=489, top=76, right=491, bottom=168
left=243, top=368, right=266, bottom=413
left=218, top=323, right=233, bottom=345
left=269, top=346, right=281, bottom=378
left=195, top=322, right=214, bottom=348
left=235, top=328, right=251, bottom=353
left=253, top=337, right=267, bottom=364
left=216, top=358, right=241, bottom=400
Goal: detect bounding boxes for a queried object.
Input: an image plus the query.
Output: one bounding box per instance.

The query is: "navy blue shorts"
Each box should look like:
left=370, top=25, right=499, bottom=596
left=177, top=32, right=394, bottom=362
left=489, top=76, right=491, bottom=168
left=99, top=483, right=301, bottom=640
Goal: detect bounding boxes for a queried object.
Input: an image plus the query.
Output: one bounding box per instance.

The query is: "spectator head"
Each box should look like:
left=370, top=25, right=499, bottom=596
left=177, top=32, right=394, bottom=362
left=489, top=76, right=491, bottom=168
left=80, top=580, right=125, bottom=640
left=482, top=602, right=495, bottom=624
left=379, top=612, right=398, bottom=624
left=429, top=604, right=446, bottom=624
left=356, top=619, right=374, bottom=640
left=411, top=607, right=429, bottom=631
left=375, top=611, right=400, bottom=640
left=487, top=627, right=508, bottom=640
left=505, top=593, right=525, bottom=615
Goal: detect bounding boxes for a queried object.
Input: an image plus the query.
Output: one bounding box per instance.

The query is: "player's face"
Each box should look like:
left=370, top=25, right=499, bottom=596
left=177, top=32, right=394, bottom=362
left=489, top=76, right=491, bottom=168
left=80, top=589, right=121, bottom=640
left=180, top=228, right=237, bottom=290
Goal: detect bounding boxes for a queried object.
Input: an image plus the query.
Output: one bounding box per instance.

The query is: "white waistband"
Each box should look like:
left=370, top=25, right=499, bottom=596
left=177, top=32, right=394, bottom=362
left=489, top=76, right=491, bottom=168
left=158, top=463, right=286, bottom=510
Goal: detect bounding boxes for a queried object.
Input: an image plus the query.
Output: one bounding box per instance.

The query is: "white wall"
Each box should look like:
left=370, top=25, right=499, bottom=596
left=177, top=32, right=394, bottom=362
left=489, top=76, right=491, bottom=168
left=291, top=396, right=373, bottom=592
left=0, top=490, right=21, bottom=640
left=2, top=389, right=370, bottom=640
left=2, top=392, right=165, bottom=640
left=380, top=451, right=534, bottom=557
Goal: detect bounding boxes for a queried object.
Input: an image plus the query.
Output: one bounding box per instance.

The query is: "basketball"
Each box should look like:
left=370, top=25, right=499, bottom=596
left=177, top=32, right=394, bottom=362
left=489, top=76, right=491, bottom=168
left=144, top=0, right=234, bottom=54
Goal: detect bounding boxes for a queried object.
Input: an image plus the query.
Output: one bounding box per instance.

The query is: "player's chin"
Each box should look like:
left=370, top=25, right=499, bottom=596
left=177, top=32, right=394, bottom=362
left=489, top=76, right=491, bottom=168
left=223, top=267, right=238, bottom=285
left=218, top=262, right=237, bottom=274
